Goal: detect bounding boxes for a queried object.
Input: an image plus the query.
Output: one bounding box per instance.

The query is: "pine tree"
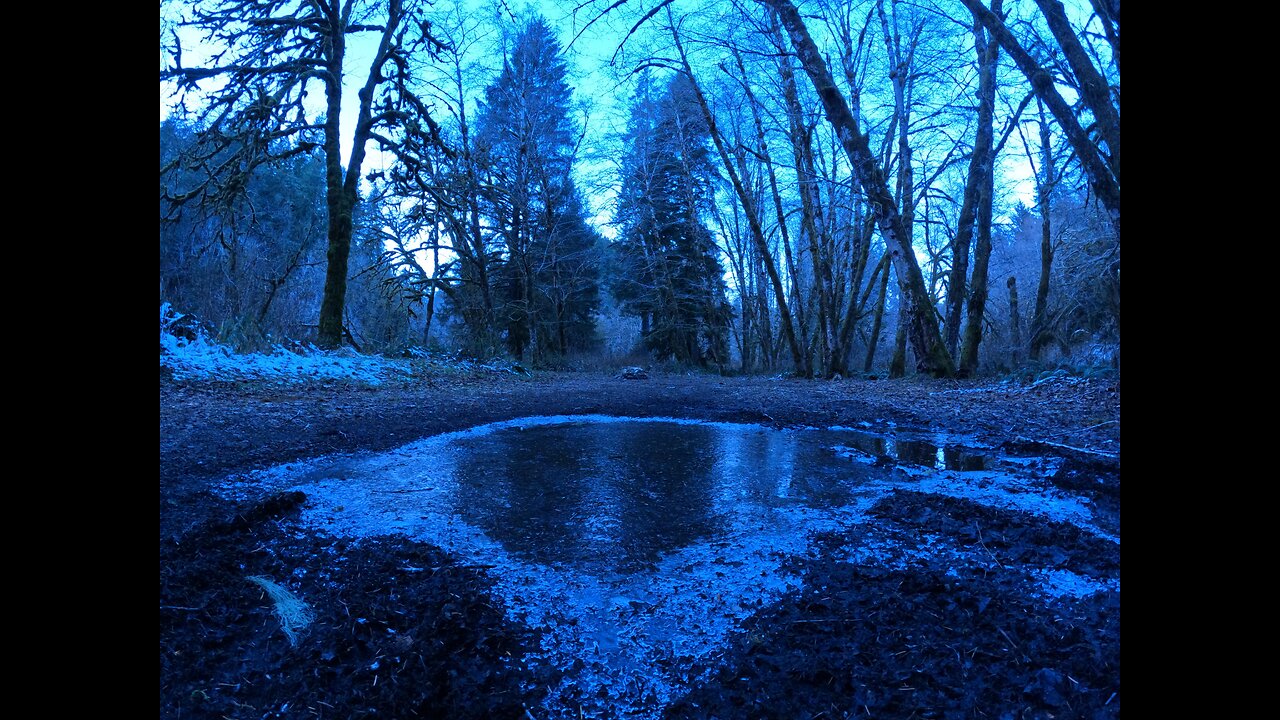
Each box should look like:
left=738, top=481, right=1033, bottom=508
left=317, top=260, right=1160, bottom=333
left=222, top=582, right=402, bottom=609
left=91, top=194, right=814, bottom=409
left=475, top=17, right=601, bottom=363
left=613, top=74, right=731, bottom=368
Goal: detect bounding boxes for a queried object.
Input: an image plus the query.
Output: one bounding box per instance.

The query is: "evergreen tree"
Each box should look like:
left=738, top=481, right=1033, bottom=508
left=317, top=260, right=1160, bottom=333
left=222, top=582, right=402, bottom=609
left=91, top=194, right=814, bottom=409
left=613, top=73, right=731, bottom=367
left=475, top=17, right=601, bottom=362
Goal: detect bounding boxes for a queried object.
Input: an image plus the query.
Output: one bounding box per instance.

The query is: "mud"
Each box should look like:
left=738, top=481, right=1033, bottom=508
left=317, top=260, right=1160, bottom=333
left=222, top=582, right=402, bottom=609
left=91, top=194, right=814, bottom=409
left=159, top=372, right=1120, bottom=719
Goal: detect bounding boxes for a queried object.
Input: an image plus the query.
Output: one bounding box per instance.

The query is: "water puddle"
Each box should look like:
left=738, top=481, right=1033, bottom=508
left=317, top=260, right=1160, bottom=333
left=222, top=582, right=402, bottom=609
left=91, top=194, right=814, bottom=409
left=830, top=429, right=992, bottom=470
left=230, top=415, right=1114, bottom=717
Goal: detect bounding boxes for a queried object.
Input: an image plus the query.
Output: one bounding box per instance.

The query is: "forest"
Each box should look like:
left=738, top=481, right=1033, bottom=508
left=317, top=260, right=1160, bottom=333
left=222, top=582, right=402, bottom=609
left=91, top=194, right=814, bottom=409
left=160, top=2, right=1120, bottom=718
left=160, top=0, right=1119, bottom=380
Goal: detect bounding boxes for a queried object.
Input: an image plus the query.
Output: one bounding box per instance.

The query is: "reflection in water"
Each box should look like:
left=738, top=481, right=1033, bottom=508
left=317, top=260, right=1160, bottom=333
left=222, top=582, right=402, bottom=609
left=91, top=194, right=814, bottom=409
left=277, top=418, right=992, bottom=574
left=836, top=431, right=991, bottom=471
left=447, top=421, right=869, bottom=572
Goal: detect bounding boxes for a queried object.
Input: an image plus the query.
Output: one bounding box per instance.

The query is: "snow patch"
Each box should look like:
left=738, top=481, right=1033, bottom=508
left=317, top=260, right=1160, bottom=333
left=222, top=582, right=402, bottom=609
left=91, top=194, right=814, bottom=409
left=160, top=303, right=406, bottom=385
left=159, top=303, right=529, bottom=385
left=162, top=331, right=407, bottom=385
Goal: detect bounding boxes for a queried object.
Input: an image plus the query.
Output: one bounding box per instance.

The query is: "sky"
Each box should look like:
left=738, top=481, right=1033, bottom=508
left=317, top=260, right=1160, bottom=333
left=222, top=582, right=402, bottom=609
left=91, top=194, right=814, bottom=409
left=160, top=0, right=1087, bottom=262
left=160, top=0, right=651, bottom=235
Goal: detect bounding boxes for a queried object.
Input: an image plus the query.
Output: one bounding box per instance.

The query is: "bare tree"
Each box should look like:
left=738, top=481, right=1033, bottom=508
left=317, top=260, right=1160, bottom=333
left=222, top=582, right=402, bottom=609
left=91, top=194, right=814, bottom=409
left=161, top=0, right=450, bottom=348
left=942, top=0, right=1002, bottom=360
left=1021, top=98, right=1061, bottom=361
left=956, top=0, right=1002, bottom=375
left=670, top=22, right=809, bottom=375
left=959, top=0, right=1119, bottom=237
left=759, top=0, right=955, bottom=377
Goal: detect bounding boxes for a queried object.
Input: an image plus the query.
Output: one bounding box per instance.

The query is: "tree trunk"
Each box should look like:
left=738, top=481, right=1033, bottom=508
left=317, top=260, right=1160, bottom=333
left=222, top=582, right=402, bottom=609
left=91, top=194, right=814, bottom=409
left=558, top=300, right=568, bottom=357
left=957, top=0, right=1002, bottom=376
left=507, top=204, right=527, bottom=361
left=317, top=2, right=404, bottom=349
left=756, top=256, right=776, bottom=370
left=832, top=213, right=878, bottom=377
left=523, top=253, right=537, bottom=364
left=1030, top=101, right=1054, bottom=361
left=958, top=181, right=994, bottom=375
left=317, top=36, right=351, bottom=349
left=943, top=188, right=979, bottom=357
left=774, top=44, right=836, bottom=375
left=761, top=0, right=954, bottom=377
left=889, top=296, right=908, bottom=379
left=423, top=235, right=439, bottom=347
left=864, top=259, right=890, bottom=373
left=1007, top=276, right=1022, bottom=367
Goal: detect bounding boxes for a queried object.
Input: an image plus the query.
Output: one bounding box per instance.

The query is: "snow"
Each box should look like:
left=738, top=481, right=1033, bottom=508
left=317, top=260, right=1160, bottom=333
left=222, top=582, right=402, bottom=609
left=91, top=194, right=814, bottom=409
left=159, top=302, right=522, bottom=385
left=229, top=420, right=882, bottom=712
left=1031, top=568, right=1120, bottom=599
left=161, top=331, right=408, bottom=385
left=160, top=303, right=405, bottom=385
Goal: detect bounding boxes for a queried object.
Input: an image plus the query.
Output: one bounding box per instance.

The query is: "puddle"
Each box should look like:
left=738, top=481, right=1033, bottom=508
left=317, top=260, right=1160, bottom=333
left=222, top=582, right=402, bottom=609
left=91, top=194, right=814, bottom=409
left=230, top=415, right=1114, bottom=717
left=416, top=419, right=879, bottom=571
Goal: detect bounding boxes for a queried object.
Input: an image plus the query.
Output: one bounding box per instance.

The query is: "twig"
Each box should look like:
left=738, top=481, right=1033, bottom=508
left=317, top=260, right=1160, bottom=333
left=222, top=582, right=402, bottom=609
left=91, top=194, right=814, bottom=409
left=1067, top=420, right=1119, bottom=434
left=1016, top=436, right=1119, bottom=459
left=997, top=627, right=1019, bottom=650
left=975, top=524, right=1006, bottom=569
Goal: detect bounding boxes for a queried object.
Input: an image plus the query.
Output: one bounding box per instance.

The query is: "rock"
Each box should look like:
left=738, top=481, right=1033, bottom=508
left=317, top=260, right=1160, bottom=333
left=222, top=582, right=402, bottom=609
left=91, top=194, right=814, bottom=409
left=619, top=366, right=649, bottom=380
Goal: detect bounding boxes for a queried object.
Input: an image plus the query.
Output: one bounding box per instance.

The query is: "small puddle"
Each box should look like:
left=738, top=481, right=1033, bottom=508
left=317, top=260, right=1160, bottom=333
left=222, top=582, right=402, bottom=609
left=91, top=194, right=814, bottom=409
left=830, top=429, right=992, bottom=470
left=231, top=415, right=1110, bottom=717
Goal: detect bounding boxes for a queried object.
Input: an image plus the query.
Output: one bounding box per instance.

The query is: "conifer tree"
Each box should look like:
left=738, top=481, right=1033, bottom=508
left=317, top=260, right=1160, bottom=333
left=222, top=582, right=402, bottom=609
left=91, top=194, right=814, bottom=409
left=475, top=17, right=601, bottom=362
left=613, top=74, right=731, bottom=368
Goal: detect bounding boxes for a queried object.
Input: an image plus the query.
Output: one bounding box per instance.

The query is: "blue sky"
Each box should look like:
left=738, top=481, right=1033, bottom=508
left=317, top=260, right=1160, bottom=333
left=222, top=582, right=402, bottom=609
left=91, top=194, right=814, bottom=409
left=161, top=0, right=1078, bottom=252
left=161, top=0, right=654, bottom=236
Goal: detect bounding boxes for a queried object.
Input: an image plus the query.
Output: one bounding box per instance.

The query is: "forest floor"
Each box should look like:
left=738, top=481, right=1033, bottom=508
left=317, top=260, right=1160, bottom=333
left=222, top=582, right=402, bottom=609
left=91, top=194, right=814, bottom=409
left=160, top=370, right=1120, bottom=719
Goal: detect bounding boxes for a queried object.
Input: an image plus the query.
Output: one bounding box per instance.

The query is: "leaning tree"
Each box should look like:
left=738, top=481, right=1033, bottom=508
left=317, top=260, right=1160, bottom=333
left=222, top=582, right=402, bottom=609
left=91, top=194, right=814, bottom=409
left=758, top=0, right=955, bottom=377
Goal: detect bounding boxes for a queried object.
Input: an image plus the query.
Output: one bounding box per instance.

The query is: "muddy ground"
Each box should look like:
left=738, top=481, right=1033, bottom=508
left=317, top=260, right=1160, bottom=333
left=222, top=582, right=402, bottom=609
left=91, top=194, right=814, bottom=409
left=160, top=371, right=1120, bottom=719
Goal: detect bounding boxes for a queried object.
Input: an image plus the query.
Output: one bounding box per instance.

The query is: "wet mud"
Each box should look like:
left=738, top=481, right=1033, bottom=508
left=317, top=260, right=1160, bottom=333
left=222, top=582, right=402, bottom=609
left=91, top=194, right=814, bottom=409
left=160, top=493, right=543, bottom=719
left=160, top=374, right=1120, bottom=719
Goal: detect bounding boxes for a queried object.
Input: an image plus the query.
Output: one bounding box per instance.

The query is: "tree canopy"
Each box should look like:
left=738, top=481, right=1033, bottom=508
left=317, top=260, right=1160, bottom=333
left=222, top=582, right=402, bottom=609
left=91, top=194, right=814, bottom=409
left=161, top=0, right=1120, bottom=377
